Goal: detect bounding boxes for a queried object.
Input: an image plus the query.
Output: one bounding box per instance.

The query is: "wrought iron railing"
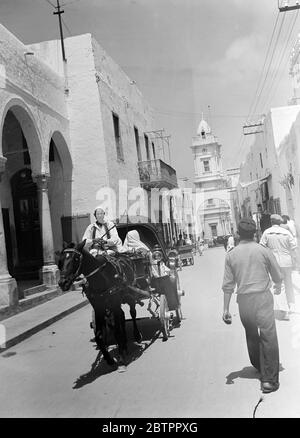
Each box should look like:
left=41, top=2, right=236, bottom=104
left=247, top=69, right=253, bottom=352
left=138, top=159, right=177, bottom=188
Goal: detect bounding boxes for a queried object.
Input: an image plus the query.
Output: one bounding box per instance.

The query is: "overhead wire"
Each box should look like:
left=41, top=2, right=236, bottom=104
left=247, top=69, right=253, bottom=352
left=257, top=11, right=295, bottom=112
left=61, top=16, right=73, bottom=36
left=246, top=11, right=281, bottom=121
left=233, top=11, right=283, bottom=168
left=61, top=0, right=84, bottom=6
left=155, top=109, right=248, bottom=118
left=262, top=10, right=300, bottom=111
left=44, top=0, right=56, bottom=8
left=250, top=11, right=287, bottom=118
left=234, top=10, right=290, bottom=168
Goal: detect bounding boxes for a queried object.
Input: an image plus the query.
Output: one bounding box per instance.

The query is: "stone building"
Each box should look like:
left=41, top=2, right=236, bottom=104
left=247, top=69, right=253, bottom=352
left=237, top=105, right=300, bottom=235
left=191, top=118, right=235, bottom=240
left=276, top=34, right=300, bottom=234
left=0, top=25, right=177, bottom=310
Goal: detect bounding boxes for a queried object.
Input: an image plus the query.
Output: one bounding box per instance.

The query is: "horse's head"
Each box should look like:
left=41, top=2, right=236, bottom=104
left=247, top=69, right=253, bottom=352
left=58, top=240, right=86, bottom=291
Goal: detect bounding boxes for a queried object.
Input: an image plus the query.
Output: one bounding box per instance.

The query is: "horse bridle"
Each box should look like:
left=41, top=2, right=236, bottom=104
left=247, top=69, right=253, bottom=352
left=62, top=248, right=102, bottom=283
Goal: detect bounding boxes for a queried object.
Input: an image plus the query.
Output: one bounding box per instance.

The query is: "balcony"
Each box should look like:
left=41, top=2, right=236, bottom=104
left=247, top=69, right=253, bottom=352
left=138, top=159, right=178, bottom=189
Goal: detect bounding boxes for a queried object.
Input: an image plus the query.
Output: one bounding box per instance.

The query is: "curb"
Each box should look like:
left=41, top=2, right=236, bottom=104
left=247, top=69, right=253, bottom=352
left=0, top=299, right=89, bottom=352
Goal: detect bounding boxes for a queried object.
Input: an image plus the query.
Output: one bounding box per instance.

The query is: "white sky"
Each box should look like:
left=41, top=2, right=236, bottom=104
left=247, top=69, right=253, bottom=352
left=1, top=0, right=299, bottom=180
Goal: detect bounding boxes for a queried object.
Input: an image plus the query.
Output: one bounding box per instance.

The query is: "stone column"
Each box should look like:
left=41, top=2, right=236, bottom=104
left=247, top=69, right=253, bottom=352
left=0, top=156, right=18, bottom=307
left=35, top=174, right=60, bottom=287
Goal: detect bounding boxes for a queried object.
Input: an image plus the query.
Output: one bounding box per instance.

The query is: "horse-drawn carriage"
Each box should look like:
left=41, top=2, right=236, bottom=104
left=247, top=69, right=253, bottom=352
left=116, top=222, right=184, bottom=337
left=58, top=222, right=184, bottom=370
left=177, top=243, right=195, bottom=266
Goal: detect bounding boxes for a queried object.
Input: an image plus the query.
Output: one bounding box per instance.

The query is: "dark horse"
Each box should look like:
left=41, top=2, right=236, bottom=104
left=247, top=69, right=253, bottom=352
left=58, top=240, right=149, bottom=369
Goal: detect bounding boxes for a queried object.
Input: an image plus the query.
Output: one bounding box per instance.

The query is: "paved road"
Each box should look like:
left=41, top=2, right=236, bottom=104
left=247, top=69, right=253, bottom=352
left=0, top=246, right=300, bottom=418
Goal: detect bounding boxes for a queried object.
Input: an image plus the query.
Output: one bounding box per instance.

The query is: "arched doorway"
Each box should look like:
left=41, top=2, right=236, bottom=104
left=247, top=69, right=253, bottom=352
left=11, top=168, right=43, bottom=278
left=1, top=106, right=43, bottom=281
left=47, top=131, right=72, bottom=252
left=197, top=197, right=232, bottom=239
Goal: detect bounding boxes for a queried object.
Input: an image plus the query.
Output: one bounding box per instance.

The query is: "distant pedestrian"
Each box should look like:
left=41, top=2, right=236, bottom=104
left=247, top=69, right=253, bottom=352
left=260, top=214, right=298, bottom=319
left=226, top=234, right=235, bottom=252
left=222, top=217, right=282, bottom=394
left=197, top=236, right=204, bottom=256
left=185, top=234, right=192, bottom=245
left=223, top=235, right=229, bottom=251
left=176, top=234, right=185, bottom=247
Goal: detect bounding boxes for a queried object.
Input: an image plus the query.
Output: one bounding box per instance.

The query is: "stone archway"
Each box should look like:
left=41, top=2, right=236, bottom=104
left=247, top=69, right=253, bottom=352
left=47, top=131, right=72, bottom=252
left=197, top=197, right=232, bottom=239
left=1, top=107, right=43, bottom=279
left=0, top=101, right=43, bottom=174
left=0, top=102, right=43, bottom=304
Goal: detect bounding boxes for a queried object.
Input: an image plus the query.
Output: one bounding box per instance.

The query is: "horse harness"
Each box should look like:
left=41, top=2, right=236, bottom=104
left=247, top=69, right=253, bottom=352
left=62, top=248, right=103, bottom=284
left=63, top=248, right=135, bottom=300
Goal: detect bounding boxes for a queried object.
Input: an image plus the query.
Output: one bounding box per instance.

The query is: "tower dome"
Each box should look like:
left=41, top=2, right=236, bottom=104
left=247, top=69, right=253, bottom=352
left=197, top=118, right=211, bottom=137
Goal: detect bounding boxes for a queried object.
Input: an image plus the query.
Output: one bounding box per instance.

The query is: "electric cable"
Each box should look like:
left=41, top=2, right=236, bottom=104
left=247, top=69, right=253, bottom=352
left=251, top=12, right=287, bottom=118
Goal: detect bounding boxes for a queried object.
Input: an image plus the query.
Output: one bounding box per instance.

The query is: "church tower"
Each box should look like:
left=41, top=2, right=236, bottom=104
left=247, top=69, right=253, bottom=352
left=191, top=118, right=227, bottom=191
left=191, top=117, right=233, bottom=239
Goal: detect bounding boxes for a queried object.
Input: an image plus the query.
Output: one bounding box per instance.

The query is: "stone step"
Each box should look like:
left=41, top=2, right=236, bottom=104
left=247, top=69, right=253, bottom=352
left=0, top=287, right=62, bottom=322
left=19, top=287, right=60, bottom=310
left=23, top=284, right=47, bottom=297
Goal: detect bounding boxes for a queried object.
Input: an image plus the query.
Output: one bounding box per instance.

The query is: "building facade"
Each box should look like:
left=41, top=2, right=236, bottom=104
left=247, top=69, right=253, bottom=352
left=0, top=25, right=177, bottom=309
left=237, top=105, right=300, bottom=236
left=191, top=118, right=235, bottom=240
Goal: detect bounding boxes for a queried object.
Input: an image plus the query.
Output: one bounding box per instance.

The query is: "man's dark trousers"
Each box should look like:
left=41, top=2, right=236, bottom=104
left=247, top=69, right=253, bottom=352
left=237, top=290, right=279, bottom=385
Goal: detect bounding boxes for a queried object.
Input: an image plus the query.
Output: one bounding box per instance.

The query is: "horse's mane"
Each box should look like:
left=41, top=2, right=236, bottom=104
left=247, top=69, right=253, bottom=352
left=63, top=242, right=105, bottom=268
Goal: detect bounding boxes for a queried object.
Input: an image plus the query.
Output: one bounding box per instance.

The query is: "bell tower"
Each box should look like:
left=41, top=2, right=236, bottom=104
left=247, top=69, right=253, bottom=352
left=191, top=117, right=227, bottom=190
left=191, top=117, right=233, bottom=239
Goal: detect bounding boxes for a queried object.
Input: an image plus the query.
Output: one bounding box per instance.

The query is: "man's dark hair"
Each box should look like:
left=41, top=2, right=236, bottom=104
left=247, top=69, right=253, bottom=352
left=238, top=218, right=256, bottom=241
left=238, top=228, right=255, bottom=240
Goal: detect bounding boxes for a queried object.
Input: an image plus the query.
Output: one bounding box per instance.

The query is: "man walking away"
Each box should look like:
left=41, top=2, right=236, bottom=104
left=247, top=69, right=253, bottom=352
left=260, top=214, right=298, bottom=319
left=222, top=218, right=282, bottom=394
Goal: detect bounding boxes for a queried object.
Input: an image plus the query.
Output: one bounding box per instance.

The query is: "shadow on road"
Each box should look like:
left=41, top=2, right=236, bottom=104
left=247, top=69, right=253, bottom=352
left=226, top=366, right=261, bottom=385
left=226, top=363, right=285, bottom=385
left=73, top=317, right=165, bottom=389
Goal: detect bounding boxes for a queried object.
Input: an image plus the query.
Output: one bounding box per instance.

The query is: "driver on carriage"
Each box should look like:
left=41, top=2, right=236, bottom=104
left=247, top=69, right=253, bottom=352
left=82, top=206, right=123, bottom=256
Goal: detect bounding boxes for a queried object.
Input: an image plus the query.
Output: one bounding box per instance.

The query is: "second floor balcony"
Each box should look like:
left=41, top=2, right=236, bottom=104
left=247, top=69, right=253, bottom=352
left=138, top=159, right=178, bottom=189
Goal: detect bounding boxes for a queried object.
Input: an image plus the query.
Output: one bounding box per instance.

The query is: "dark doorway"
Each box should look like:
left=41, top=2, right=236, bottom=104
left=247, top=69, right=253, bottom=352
left=11, top=168, right=43, bottom=279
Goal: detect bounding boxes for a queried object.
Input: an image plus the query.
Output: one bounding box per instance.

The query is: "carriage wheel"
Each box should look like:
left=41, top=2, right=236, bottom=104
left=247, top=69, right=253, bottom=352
left=159, top=294, right=170, bottom=341
left=190, top=256, right=194, bottom=266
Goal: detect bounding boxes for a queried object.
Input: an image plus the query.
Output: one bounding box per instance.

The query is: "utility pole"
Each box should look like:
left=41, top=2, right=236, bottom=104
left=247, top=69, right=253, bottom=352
left=53, top=0, right=66, bottom=62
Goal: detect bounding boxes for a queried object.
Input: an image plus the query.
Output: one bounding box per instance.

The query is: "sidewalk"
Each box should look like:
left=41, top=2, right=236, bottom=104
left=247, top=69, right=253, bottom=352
left=0, top=290, right=88, bottom=352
